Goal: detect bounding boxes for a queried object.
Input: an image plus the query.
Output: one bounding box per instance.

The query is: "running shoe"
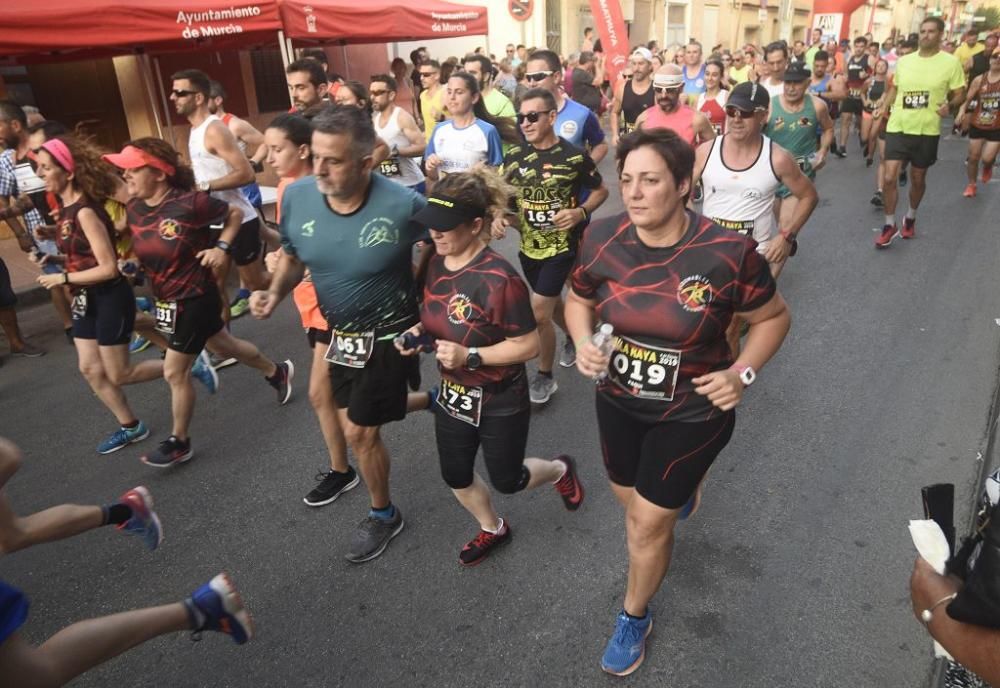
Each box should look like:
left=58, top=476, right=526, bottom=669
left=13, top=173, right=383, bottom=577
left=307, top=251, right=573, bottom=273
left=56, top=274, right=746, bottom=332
left=191, top=350, right=219, bottom=394
left=874, top=224, right=899, bottom=249
left=983, top=165, right=994, bottom=183
left=209, top=352, right=238, bottom=370
left=870, top=191, right=883, bottom=207
left=186, top=573, right=254, bottom=644
left=97, top=421, right=150, bottom=455
left=303, top=466, right=360, bottom=507
left=865, top=156, right=874, bottom=168
left=558, top=339, right=576, bottom=368
left=900, top=217, right=916, bottom=240
left=117, top=486, right=163, bottom=551
left=529, top=374, right=558, bottom=404
left=141, top=436, right=193, bottom=468
left=129, top=334, right=150, bottom=354
left=553, top=454, right=585, bottom=511
left=459, top=520, right=512, bottom=567
left=899, top=169, right=908, bottom=186
left=10, top=342, right=45, bottom=358
left=229, top=297, right=250, bottom=319
left=963, top=183, right=977, bottom=198
left=678, top=492, right=699, bottom=521
left=832, top=145, right=846, bottom=159
left=345, top=508, right=404, bottom=563
left=135, top=296, right=153, bottom=312
left=268, top=359, right=294, bottom=405
left=601, top=610, right=653, bottom=676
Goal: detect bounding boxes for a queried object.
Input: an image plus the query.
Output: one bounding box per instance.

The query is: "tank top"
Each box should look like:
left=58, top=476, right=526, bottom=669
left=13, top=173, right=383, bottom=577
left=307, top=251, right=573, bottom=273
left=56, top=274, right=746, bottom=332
left=642, top=104, right=697, bottom=145
left=188, top=115, right=256, bottom=223
left=809, top=74, right=839, bottom=118
left=219, top=112, right=263, bottom=209
left=846, top=55, right=870, bottom=97
left=682, top=64, right=706, bottom=95
left=767, top=95, right=818, bottom=176
left=621, top=80, right=655, bottom=134
left=701, top=134, right=780, bottom=244
left=372, top=107, right=425, bottom=187
left=866, top=78, right=886, bottom=105
left=696, top=90, right=727, bottom=135
left=56, top=198, right=117, bottom=290
left=972, top=74, right=1000, bottom=131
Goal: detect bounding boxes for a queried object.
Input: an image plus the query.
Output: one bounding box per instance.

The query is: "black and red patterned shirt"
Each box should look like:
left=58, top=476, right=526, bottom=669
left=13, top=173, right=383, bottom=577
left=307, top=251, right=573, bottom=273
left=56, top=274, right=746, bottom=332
left=127, top=189, right=228, bottom=301
left=572, top=211, right=776, bottom=424
left=56, top=199, right=116, bottom=291
left=421, top=246, right=537, bottom=416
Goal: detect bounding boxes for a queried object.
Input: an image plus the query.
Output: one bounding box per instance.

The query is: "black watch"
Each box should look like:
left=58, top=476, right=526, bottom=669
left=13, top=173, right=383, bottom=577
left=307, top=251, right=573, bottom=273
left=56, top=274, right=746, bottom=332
left=215, top=239, right=232, bottom=254
left=465, top=347, right=482, bottom=371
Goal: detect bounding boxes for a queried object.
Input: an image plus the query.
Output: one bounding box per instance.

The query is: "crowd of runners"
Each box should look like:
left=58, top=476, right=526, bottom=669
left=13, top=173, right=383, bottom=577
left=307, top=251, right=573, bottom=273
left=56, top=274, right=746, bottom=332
left=0, top=15, right=993, bottom=682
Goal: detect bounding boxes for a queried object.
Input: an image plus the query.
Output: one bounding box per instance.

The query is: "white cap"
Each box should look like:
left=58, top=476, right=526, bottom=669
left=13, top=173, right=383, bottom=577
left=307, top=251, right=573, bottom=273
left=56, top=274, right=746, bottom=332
left=652, top=72, right=684, bottom=89
left=631, top=47, right=654, bottom=62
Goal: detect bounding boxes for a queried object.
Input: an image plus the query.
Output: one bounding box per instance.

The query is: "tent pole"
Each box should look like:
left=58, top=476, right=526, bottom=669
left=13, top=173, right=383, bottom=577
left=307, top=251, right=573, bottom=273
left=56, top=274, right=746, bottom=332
left=342, top=44, right=349, bottom=79
left=277, top=30, right=291, bottom=70
left=151, top=56, right=176, bottom=148
left=135, top=54, right=164, bottom=141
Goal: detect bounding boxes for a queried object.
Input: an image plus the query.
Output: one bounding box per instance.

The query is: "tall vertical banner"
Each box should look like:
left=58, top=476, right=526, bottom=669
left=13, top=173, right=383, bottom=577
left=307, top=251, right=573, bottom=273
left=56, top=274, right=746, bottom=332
left=589, top=0, right=630, bottom=86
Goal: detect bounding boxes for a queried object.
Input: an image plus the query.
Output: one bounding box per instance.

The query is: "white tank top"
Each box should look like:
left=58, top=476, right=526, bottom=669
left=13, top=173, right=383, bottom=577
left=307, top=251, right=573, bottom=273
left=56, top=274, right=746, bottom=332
left=372, top=107, right=425, bottom=188
left=188, top=115, right=256, bottom=223
left=701, top=134, right=780, bottom=247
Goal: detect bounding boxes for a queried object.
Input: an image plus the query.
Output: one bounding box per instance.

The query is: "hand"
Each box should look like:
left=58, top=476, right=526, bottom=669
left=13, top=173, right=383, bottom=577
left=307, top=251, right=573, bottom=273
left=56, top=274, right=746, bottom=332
left=910, top=556, right=962, bottom=620
left=33, top=224, right=58, bottom=241
left=937, top=103, right=950, bottom=118
left=434, top=340, right=469, bottom=370
left=812, top=151, right=827, bottom=172
left=575, top=340, right=610, bottom=378
left=37, top=272, right=65, bottom=290
left=610, top=133, right=620, bottom=147
left=692, top=368, right=744, bottom=411
left=264, top=248, right=283, bottom=273
left=552, top=208, right=584, bottom=231
left=197, top=247, right=228, bottom=270
left=394, top=324, right=424, bottom=356
left=763, top=236, right=793, bottom=265
left=250, top=290, right=279, bottom=320
left=425, top=154, right=442, bottom=177
left=490, top=215, right=508, bottom=240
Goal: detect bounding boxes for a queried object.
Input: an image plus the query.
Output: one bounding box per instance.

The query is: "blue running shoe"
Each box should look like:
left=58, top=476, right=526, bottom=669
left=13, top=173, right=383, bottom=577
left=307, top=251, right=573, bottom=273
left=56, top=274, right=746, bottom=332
left=129, top=334, right=151, bottom=354
left=679, top=491, right=699, bottom=521
left=186, top=573, right=254, bottom=644
left=135, top=296, right=153, bottom=312
left=601, top=610, right=653, bottom=676
left=97, top=421, right=150, bottom=455
left=191, top=350, right=219, bottom=394
left=117, top=486, right=163, bottom=551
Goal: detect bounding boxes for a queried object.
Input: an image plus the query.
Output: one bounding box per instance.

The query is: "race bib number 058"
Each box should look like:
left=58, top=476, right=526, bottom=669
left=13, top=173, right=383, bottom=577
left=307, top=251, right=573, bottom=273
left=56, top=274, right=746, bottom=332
left=902, top=91, right=930, bottom=109
left=325, top=330, right=375, bottom=368
left=608, top=334, right=682, bottom=401
left=437, top=378, right=483, bottom=426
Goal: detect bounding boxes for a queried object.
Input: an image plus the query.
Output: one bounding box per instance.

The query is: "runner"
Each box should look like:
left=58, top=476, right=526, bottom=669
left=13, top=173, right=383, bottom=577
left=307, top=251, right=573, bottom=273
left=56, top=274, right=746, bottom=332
left=462, top=53, right=516, bottom=120
left=252, top=106, right=428, bottom=563
left=565, top=128, right=791, bottom=676
left=333, top=81, right=371, bottom=112
left=681, top=41, right=707, bottom=106
left=498, top=88, right=608, bottom=405
left=397, top=170, right=585, bottom=566
left=286, top=59, right=329, bottom=113
left=696, top=59, right=729, bottom=135
left=728, top=50, right=752, bottom=85
left=418, top=60, right=449, bottom=142
left=960, top=46, right=1000, bottom=198
left=103, top=138, right=293, bottom=467
left=635, top=65, right=717, bottom=146
left=611, top=48, right=656, bottom=146
left=760, top=42, right=790, bottom=98
left=875, top=17, right=965, bottom=248
left=370, top=74, right=427, bottom=193
left=861, top=58, right=889, bottom=167
left=839, top=37, right=873, bottom=156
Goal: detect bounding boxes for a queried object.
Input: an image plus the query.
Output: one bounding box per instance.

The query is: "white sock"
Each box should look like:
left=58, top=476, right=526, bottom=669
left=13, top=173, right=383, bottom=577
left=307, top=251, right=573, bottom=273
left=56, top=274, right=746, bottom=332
left=884, top=214, right=895, bottom=227
left=906, top=206, right=917, bottom=220
left=552, top=459, right=568, bottom=483
left=483, top=517, right=504, bottom=535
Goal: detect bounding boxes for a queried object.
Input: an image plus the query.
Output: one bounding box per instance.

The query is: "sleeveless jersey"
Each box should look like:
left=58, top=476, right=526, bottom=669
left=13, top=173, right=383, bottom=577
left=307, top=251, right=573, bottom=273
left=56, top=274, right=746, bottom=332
left=846, top=55, right=871, bottom=99
left=682, top=64, right=706, bottom=97
left=188, top=115, right=256, bottom=223
left=219, top=112, right=263, bottom=209
left=642, top=104, right=697, bottom=145
left=372, top=107, right=425, bottom=187
left=972, top=74, right=1000, bottom=130
left=767, top=95, right=818, bottom=177
left=56, top=199, right=116, bottom=289
left=696, top=90, right=727, bottom=135
left=701, top=135, right=780, bottom=248
left=808, top=74, right=839, bottom=118
left=621, top=80, right=655, bottom=134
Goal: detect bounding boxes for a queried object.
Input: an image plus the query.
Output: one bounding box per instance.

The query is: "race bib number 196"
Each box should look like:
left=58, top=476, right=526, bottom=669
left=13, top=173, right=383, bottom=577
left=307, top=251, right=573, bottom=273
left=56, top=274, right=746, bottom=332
left=379, top=156, right=401, bottom=177
left=902, top=91, right=930, bottom=109
left=608, top=334, right=682, bottom=401
left=325, top=330, right=375, bottom=368
left=437, top=378, right=483, bottom=426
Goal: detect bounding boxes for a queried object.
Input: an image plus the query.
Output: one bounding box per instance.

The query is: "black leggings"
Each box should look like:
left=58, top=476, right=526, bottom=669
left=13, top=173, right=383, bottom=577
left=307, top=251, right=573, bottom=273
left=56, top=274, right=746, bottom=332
left=0, top=258, right=15, bottom=309
left=435, top=407, right=531, bottom=493
left=596, top=393, right=735, bottom=509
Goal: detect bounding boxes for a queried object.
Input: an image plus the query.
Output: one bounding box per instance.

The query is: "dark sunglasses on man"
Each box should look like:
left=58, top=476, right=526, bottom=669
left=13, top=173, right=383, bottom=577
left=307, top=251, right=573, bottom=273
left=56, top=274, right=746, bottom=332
left=525, top=71, right=554, bottom=82
left=516, top=110, right=554, bottom=124
left=724, top=106, right=757, bottom=119
left=171, top=89, right=197, bottom=98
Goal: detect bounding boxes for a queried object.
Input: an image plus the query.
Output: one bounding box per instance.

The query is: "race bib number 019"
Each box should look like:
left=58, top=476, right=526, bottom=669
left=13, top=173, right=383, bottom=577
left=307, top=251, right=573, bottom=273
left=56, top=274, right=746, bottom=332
left=379, top=156, right=401, bottom=177
left=608, top=334, right=682, bottom=401
left=324, top=329, right=375, bottom=368
left=902, top=91, right=930, bottom=109
left=154, top=299, right=177, bottom=334
left=71, top=291, right=88, bottom=318
left=437, top=378, right=483, bottom=426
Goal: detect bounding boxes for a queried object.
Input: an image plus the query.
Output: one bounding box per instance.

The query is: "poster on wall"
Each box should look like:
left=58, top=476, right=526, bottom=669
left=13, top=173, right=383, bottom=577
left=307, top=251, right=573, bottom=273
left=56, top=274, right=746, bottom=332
left=589, top=0, right=630, bottom=84
left=812, top=13, right=843, bottom=42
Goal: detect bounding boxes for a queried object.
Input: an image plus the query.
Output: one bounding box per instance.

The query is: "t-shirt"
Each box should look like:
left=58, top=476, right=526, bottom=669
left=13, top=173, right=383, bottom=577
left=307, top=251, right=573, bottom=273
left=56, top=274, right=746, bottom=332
left=421, top=247, right=536, bottom=416
left=501, top=138, right=603, bottom=260
left=279, top=173, right=427, bottom=333
left=56, top=199, right=116, bottom=290
left=805, top=45, right=820, bottom=70
left=970, top=51, right=992, bottom=83
left=127, top=189, right=228, bottom=301
left=425, top=119, right=504, bottom=175
left=728, top=65, right=751, bottom=84
left=556, top=97, right=606, bottom=149
left=420, top=88, right=448, bottom=141
left=887, top=51, right=966, bottom=136
left=571, top=211, right=776, bottom=424
left=0, top=149, right=58, bottom=257
left=571, top=67, right=602, bottom=113
left=954, top=42, right=984, bottom=72
left=482, top=88, right=516, bottom=119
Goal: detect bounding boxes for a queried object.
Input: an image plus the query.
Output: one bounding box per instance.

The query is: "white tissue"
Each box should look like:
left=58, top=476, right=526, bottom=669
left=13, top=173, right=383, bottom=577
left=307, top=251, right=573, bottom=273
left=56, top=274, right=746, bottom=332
left=909, top=519, right=949, bottom=575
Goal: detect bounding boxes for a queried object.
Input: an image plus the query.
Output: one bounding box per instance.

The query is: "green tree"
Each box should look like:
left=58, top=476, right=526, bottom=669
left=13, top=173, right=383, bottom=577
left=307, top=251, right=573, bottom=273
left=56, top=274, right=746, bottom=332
left=974, top=6, right=1000, bottom=31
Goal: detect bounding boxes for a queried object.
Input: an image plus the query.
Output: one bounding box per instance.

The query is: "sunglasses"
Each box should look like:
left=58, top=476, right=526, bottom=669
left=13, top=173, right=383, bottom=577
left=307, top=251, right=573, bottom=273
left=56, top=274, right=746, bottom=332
left=725, top=106, right=757, bottom=119
left=419, top=71, right=437, bottom=77
left=654, top=85, right=682, bottom=94
left=516, top=110, right=554, bottom=124
left=525, top=71, right=554, bottom=82
left=369, top=89, right=389, bottom=96
left=171, top=89, right=197, bottom=98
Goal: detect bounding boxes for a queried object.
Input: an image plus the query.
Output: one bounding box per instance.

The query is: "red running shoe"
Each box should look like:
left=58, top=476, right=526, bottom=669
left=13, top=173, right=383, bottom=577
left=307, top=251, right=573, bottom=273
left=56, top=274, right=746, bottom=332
left=964, top=183, right=977, bottom=198
left=459, top=520, right=511, bottom=566
left=983, top=165, right=994, bottom=184
left=874, top=224, right=899, bottom=248
left=553, top=454, right=585, bottom=510
left=900, top=217, right=916, bottom=240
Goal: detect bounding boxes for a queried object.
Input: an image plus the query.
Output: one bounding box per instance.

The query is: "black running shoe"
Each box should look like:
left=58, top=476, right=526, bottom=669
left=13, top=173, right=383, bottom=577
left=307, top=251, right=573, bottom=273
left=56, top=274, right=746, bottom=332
left=870, top=190, right=883, bottom=207
left=141, top=436, right=193, bottom=468
left=899, top=169, right=908, bottom=187
left=832, top=145, right=846, bottom=159
left=303, top=467, right=360, bottom=507
left=268, top=359, right=295, bottom=405
left=459, top=520, right=512, bottom=567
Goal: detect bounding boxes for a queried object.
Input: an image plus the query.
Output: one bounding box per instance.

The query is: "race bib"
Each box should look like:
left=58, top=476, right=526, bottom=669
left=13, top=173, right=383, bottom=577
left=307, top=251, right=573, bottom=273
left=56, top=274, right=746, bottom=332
left=608, top=334, right=682, bottom=401
left=379, top=156, right=401, bottom=178
left=522, top=197, right=564, bottom=232
left=71, top=291, right=88, bottom=318
left=711, top=216, right=754, bottom=236
left=154, top=299, right=177, bottom=334
left=436, top=378, right=483, bottom=426
left=902, top=91, right=930, bottom=109
left=324, top=329, right=375, bottom=368
left=849, top=88, right=863, bottom=99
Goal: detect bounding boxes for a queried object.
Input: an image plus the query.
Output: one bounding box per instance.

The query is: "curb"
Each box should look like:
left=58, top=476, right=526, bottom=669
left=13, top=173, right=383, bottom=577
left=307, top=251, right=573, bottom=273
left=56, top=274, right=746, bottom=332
left=13, top=283, right=53, bottom=310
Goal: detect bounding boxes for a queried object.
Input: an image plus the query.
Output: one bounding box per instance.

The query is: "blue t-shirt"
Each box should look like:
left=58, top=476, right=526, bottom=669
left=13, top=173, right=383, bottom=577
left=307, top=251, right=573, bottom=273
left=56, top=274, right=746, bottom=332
left=555, top=98, right=605, bottom=149
left=683, top=64, right=707, bottom=96
left=279, top=174, right=427, bottom=332
left=425, top=118, right=503, bottom=174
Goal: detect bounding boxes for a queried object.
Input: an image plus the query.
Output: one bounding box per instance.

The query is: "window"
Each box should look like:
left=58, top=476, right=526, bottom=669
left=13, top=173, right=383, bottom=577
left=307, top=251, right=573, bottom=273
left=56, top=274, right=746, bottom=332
left=667, top=5, right=686, bottom=47
left=250, top=49, right=289, bottom=113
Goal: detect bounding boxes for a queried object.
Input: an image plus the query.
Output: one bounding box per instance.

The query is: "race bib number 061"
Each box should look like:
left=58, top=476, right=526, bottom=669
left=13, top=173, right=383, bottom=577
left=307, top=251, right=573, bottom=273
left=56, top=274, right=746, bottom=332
left=325, top=330, right=374, bottom=368
left=608, top=334, right=682, bottom=401
left=437, top=378, right=483, bottom=426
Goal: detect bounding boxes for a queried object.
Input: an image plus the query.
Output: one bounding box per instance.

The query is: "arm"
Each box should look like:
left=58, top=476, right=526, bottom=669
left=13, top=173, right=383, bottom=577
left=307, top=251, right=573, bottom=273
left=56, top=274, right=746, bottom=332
left=565, top=288, right=607, bottom=377
left=635, top=110, right=648, bottom=131
left=692, top=139, right=713, bottom=189
left=610, top=81, right=625, bottom=144
left=397, top=110, right=427, bottom=157
left=827, top=74, right=848, bottom=101
left=268, top=250, right=306, bottom=304
left=591, top=56, right=606, bottom=87
left=959, top=75, right=984, bottom=128
left=813, top=97, right=834, bottom=169
left=551, top=183, right=610, bottom=231
left=231, top=119, right=265, bottom=161
left=861, top=77, right=873, bottom=108
left=582, top=112, right=608, bottom=163
left=589, top=142, right=609, bottom=164
left=204, top=121, right=254, bottom=190
left=772, top=146, right=818, bottom=237
left=196, top=206, right=241, bottom=270
left=693, top=112, right=717, bottom=145
left=373, top=136, right=391, bottom=165
left=435, top=330, right=539, bottom=370
left=39, top=208, right=118, bottom=289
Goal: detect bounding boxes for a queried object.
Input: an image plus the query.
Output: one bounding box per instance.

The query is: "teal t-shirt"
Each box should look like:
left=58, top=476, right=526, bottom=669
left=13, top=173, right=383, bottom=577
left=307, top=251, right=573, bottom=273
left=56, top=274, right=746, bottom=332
left=280, top=173, right=427, bottom=332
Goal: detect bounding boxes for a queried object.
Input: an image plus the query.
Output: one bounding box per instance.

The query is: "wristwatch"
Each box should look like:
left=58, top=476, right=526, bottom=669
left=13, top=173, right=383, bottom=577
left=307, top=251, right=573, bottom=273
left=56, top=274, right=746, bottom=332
left=215, top=239, right=232, bottom=254
left=197, top=180, right=211, bottom=192
left=730, top=363, right=757, bottom=386
left=465, top=347, right=482, bottom=371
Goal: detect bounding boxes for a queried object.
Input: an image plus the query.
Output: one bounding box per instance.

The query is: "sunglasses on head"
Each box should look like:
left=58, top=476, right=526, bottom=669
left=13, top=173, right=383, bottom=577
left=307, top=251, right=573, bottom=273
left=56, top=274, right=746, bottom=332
left=171, top=89, right=197, bottom=98
left=725, top=106, right=757, bottom=119
left=525, top=70, right=554, bottom=82
left=516, top=110, right=553, bottom=124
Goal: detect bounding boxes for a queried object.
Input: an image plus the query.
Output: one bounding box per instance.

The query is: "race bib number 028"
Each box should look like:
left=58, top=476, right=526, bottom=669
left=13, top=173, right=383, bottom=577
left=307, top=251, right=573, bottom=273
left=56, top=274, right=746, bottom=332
left=608, top=334, right=682, bottom=401
left=436, top=378, right=483, bottom=426
left=902, top=91, right=930, bottom=109
left=325, top=330, right=375, bottom=368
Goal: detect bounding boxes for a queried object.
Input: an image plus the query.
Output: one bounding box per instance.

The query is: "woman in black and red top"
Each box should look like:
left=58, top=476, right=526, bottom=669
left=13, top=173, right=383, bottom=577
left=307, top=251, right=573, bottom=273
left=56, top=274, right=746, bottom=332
left=565, top=128, right=791, bottom=676
left=103, top=139, right=293, bottom=468
left=34, top=135, right=162, bottom=456
left=398, top=169, right=584, bottom=567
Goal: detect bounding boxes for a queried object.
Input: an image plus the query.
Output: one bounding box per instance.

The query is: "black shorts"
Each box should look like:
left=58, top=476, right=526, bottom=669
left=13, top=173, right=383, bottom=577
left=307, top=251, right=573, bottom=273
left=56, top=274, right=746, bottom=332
left=71, top=279, right=135, bottom=346
left=518, top=251, right=576, bottom=298
left=306, top=327, right=332, bottom=348
left=164, top=289, right=225, bottom=355
left=841, top=97, right=863, bottom=115
left=884, top=132, right=939, bottom=169
left=970, top=126, right=1000, bottom=142
left=328, top=339, right=414, bottom=427
left=0, top=258, right=15, bottom=309
left=212, top=218, right=263, bottom=267
left=435, top=406, right=531, bottom=493
left=595, top=393, right=735, bottom=509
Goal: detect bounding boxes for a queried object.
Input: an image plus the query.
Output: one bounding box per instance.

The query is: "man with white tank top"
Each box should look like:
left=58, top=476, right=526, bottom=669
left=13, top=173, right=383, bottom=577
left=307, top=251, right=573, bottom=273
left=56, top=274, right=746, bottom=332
left=368, top=74, right=427, bottom=194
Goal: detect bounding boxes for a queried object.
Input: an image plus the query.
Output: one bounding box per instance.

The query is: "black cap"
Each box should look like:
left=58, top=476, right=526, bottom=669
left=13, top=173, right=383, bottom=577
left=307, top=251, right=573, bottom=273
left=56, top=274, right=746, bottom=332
left=411, top=194, right=486, bottom=231
left=726, top=81, right=770, bottom=111
left=783, top=63, right=811, bottom=82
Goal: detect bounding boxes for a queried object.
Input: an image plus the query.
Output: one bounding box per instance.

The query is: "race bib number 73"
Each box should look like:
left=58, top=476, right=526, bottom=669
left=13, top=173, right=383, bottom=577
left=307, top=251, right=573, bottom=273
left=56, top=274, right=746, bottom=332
left=437, top=378, right=483, bottom=426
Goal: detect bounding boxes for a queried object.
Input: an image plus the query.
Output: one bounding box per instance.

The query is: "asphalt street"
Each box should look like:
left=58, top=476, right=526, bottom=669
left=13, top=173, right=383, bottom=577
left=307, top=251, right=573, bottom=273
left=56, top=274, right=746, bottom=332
left=2, top=132, right=999, bottom=688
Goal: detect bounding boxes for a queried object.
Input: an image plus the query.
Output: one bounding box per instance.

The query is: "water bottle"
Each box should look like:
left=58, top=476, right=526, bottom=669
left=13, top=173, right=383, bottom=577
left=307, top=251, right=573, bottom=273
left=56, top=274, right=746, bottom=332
left=394, top=331, right=435, bottom=353
left=591, top=323, right=614, bottom=382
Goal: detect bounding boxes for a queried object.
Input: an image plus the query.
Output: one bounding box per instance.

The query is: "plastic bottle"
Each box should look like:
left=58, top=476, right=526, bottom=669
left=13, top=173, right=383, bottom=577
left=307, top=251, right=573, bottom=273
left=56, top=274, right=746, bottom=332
left=591, top=323, right=614, bottom=381
left=393, top=331, right=435, bottom=353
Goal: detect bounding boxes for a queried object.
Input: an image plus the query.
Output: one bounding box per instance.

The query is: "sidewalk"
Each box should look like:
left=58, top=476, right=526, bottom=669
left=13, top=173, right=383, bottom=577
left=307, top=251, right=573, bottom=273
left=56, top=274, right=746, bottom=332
left=1, top=235, right=51, bottom=307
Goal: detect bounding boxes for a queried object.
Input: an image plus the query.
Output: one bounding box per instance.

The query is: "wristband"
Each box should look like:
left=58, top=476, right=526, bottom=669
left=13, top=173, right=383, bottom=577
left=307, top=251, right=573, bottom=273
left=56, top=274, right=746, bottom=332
left=250, top=159, right=264, bottom=173
left=579, top=207, right=591, bottom=224
left=779, top=228, right=797, bottom=244
left=215, top=240, right=232, bottom=254
left=62, top=271, right=69, bottom=285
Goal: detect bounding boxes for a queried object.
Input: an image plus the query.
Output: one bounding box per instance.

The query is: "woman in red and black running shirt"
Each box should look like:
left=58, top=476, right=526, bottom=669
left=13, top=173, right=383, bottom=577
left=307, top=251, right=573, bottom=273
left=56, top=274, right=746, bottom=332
left=103, top=139, right=293, bottom=468
left=565, top=128, right=791, bottom=676
left=397, top=169, right=584, bottom=567
left=34, top=136, right=164, bottom=455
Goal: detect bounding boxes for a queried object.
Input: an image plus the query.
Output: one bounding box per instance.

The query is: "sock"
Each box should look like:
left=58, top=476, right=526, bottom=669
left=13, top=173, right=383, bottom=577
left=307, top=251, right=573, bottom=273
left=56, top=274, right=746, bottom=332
left=370, top=503, right=395, bottom=521
left=236, top=288, right=251, bottom=301
left=905, top=206, right=917, bottom=220
left=624, top=608, right=647, bottom=621
left=266, top=364, right=283, bottom=384
left=122, top=419, right=139, bottom=430
left=538, top=370, right=552, bottom=378
left=552, top=458, right=568, bottom=483
left=102, top=503, right=132, bottom=526
left=483, top=517, right=504, bottom=535
left=184, top=598, right=206, bottom=631
left=884, top=215, right=895, bottom=227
